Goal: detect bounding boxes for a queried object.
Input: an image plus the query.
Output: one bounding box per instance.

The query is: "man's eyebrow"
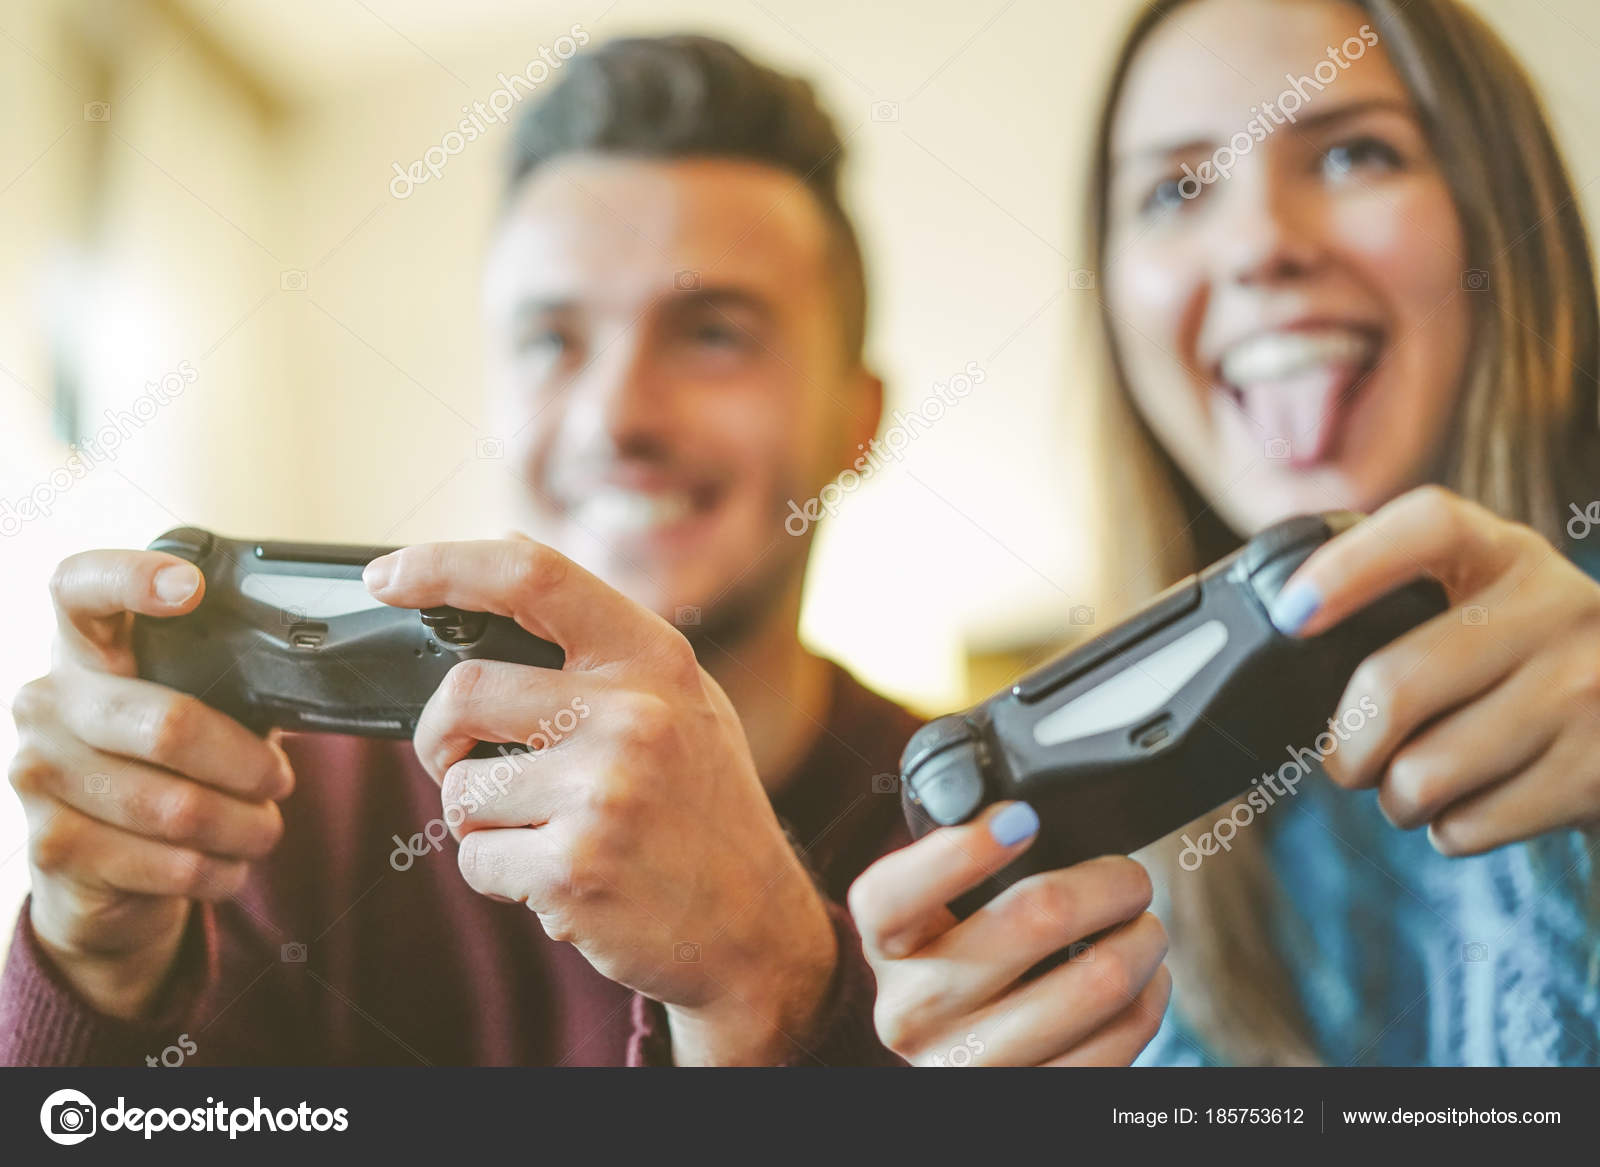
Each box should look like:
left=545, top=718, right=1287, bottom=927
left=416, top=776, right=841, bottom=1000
left=507, top=287, right=775, bottom=319
left=1113, top=97, right=1419, bottom=166
left=665, top=286, right=776, bottom=318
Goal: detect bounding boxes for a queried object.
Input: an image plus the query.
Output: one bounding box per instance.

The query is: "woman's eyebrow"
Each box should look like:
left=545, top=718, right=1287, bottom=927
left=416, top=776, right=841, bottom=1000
left=1113, top=96, right=1419, bottom=167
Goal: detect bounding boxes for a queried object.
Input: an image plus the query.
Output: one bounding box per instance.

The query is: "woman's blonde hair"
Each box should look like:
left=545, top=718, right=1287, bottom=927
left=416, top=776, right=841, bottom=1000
left=1083, top=0, right=1600, bottom=1063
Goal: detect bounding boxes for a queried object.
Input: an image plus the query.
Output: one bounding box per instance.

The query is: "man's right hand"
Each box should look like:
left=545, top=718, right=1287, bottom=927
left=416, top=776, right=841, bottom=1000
left=8, top=550, right=294, bottom=1020
left=849, top=802, right=1171, bottom=1066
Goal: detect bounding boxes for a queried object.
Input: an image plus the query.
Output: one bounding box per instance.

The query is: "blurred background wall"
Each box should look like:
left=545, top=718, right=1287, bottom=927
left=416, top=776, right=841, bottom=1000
left=2, top=0, right=1598, bottom=929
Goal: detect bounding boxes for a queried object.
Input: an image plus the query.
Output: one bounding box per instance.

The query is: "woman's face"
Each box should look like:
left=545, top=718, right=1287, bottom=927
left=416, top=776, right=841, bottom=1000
left=1104, top=0, right=1470, bottom=535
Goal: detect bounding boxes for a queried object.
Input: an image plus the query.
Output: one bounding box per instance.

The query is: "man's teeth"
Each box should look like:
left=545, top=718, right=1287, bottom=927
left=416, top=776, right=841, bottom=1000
left=1219, top=329, right=1376, bottom=386
left=574, top=488, right=694, bottom=533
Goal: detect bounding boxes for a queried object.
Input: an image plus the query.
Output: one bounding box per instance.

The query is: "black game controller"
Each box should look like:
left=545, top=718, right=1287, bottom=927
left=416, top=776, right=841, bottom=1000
left=900, top=512, right=1447, bottom=914
left=132, top=528, right=564, bottom=737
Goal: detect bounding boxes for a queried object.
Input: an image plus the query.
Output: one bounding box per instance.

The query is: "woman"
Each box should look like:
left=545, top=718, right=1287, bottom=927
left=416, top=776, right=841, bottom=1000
left=849, top=0, right=1600, bottom=1065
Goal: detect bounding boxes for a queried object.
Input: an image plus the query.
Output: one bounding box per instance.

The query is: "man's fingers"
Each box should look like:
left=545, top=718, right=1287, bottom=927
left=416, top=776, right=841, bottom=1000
left=412, top=659, right=587, bottom=782
left=453, top=823, right=562, bottom=908
left=363, top=539, right=665, bottom=666
left=43, top=670, right=293, bottom=801
left=439, top=752, right=577, bottom=838
left=50, top=550, right=206, bottom=674
left=1042, top=965, right=1172, bottom=1066
left=848, top=802, right=1041, bottom=959
left=11, top=740, right=284, bottom=861
left=26, top=799, right=253, bottom=901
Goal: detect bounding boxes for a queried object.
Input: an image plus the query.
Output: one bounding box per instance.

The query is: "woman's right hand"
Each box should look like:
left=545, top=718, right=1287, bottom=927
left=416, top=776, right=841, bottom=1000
left=8, top=549, right=295, bottom=1019
left=849, top=802, right=1171, bottom=1066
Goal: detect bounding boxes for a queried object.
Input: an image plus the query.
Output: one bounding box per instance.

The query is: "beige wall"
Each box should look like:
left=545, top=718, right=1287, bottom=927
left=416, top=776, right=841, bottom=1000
left=2, top=0, right=1598, bottom=928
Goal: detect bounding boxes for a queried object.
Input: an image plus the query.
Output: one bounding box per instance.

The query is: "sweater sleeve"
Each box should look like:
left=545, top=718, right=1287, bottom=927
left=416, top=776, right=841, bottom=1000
left=0, top=898, right=220, bottom=1066
left=625, top=898, right=907, bottom=1067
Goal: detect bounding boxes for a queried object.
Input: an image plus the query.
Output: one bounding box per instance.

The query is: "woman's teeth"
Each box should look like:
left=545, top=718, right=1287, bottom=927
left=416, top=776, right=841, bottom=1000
left=573, top=488, right=695, bottom=534
left=1219, top=328, right=1377, bottom=387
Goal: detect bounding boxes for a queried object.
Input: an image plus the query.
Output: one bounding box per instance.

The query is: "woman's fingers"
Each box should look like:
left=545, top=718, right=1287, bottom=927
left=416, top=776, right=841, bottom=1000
left=1268, top=487, right=1527, bottom=638
left=848, top=802, right=1042, bottom=960
left=1043, top=965, right=1173, bottom=1067
left=1373, top=658, right=1568, bottom=829
left=1427, top=727, right=1597, bottom=855
left=906, top=856, right=1155, bottom=1013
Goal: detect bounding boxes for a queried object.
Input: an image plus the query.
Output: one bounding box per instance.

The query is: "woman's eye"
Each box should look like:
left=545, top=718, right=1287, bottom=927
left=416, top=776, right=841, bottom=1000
left=1141, top=176, right=1191, bottom=216
left=517, top=327, right=569, bottom=357
left=1321, top=136, right=1403, bottom=180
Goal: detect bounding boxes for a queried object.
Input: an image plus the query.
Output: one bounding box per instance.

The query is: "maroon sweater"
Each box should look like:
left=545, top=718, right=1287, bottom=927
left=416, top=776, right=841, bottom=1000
left=1, top=663, right=917, bottom=1066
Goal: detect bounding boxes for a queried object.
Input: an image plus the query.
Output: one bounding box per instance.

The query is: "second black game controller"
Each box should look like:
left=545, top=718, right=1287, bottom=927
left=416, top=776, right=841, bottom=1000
left=900, top=511, right=1447, bottom=913
left=132, top=528, right=565, bottom=737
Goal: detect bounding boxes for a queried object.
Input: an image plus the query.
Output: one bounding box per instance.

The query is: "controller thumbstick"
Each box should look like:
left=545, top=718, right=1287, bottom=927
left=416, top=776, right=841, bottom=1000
left=421, top=607, right=488, bottom=646
left=901, top=715, right=987, bottom=832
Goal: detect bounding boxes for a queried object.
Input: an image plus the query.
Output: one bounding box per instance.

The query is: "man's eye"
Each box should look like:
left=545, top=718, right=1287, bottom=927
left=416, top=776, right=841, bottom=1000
left=691, top=320, right=749, bottom=349
left=1321, top=136, right=1403, bottom=180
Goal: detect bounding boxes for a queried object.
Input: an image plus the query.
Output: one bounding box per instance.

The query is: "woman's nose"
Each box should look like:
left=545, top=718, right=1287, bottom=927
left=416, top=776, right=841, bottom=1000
left=1208, top=168, right=1324, bottom=287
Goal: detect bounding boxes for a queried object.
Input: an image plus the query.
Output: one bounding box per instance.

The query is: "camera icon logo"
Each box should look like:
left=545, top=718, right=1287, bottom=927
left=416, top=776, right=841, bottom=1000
left=674, top=269, right=701, bottom=291
left=1462, top=605, right=1489, bottom=626
left=1462, top=941, right=1488, bottom=962
left=871, top=100, right=900, bottom=122
left=1461, top=269, right=1490, bottom=292
left=279, top=605, right=308, bottom=626
left=674, top=941, right=701, bottom=963
left=1069, top=604, right=1096, bottom=627
left=40, top=1088, right=97, bottom=1145
left=1067, top=941, right=1095, bottom=963
left=280, top=269, right=308, bottom=292
left=674, top=605, right=701, bottom=627
left=84, top=773, right=111, bottom=796
left=476, top=436, right=504, bottom=460
left=281, top=941, right=308, bottom=963
left=1069, top=268, right=1097, bottom=291
left=1264, top=437, right=1292, bottom=461
left=871, top=773, right=899, bottom=795
left=83, top=102, right=111, bottom=122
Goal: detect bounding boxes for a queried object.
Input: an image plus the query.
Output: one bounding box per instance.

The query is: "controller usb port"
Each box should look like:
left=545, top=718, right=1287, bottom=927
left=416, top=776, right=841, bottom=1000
left=1130, top=714, right=1173, bottom=752
left=289, top=627, right=326, bottom=650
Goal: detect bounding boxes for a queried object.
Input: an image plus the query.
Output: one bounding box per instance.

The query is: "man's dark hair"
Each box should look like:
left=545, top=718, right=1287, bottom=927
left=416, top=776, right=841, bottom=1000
left=506, top=34, right=868, bottom=362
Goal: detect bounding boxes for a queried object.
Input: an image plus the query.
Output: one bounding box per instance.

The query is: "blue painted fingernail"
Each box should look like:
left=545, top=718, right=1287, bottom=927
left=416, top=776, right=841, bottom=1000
left=1269, top=579, right=1322, bottom=635
left=990, top=802, right=1040, bottom=847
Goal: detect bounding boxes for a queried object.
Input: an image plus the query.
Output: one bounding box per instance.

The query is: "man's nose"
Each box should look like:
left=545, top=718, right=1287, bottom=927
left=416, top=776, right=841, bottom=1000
left=570, top=326, right=671, bottom=447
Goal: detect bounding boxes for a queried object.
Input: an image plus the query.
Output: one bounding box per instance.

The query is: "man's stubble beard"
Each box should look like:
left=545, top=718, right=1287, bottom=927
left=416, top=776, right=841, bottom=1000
left=679, top=522, right=811, bottom=659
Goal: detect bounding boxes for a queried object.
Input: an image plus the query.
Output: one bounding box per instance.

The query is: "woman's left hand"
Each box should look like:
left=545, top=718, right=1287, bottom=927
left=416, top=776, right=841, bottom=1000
left=1268, top=484, right=1600, bottom=854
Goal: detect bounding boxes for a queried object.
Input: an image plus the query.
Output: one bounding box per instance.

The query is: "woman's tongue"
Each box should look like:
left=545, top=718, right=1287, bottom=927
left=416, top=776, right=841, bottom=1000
left=1218, top=330, right=1375, bottom=468
left=1235, top=368, right=1350, bottom=467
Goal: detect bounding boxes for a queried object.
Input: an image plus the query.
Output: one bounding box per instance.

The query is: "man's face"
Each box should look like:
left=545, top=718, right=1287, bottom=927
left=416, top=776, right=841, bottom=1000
left=484, top=154, right=876, bottom=633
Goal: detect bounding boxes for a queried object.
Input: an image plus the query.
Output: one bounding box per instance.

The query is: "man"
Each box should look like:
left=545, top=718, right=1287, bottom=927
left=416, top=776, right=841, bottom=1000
left=1, top=36, right=915, bottom=1066
left=3, top=35, right=1168, bottom=1069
